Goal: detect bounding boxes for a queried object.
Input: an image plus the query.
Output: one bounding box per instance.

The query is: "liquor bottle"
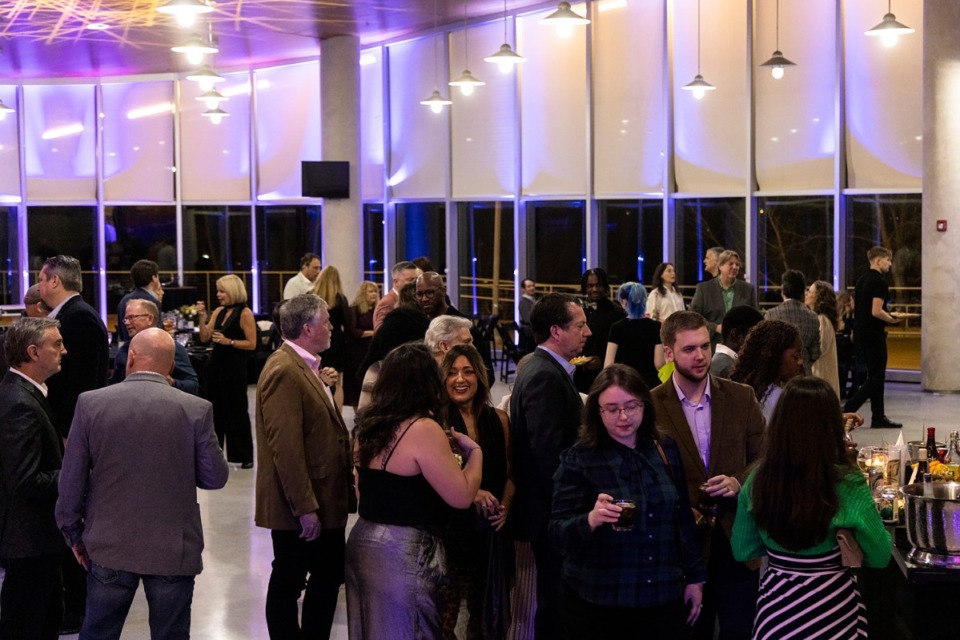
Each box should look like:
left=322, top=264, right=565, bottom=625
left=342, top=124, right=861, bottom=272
left=945, top=431, right=960, bottom=464
left=916, top=447, right=929, bottom=477
left=926, top=427, right=938, bottom=463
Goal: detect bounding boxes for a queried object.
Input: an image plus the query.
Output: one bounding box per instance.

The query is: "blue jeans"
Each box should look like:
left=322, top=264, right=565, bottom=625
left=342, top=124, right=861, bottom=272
left=80, top=562, right=195, bottom=640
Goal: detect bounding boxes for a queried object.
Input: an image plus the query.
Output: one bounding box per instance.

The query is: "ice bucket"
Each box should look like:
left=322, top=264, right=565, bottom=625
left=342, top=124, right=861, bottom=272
left=899, top=482, right=960, bottom=555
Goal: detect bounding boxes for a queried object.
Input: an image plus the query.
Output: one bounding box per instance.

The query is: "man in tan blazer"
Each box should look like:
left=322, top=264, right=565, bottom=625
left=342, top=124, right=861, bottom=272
left=651, top=311, right=764, bottom=640
left=255, top=294, right=351, bottom=639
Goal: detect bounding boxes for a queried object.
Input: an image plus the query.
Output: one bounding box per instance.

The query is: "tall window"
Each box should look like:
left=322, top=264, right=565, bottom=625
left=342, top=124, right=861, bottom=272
left=457, top=202, right=515, bottom=316
left=363, top=203, right=384, bottom=284
left=675, top=198, right=746, bottom=293
left=182, top=205, right=252, bottom=305
left=104, top=205, right=177, bottom=312
left=757, top=196, right=833, bottom=307
left=528, top=201, right=585, bottom=289
left=256, top=205, right=322, bottom=307
left=396, top=202, right=446, bottom=273
left=27, top=206, right=98, bottom=307
left=600, top=200, right=664, bottom=288
left=1, top=206, right=19, bottom=305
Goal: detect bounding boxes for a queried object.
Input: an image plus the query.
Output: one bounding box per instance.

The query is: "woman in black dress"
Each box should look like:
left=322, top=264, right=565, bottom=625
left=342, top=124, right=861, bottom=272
left=344, top=281, right=379, bottom=408
left=603, top=282, right=665, bottom=389
left=197, top=274, right=257, bottom=467
left=313, top=266, right=350, bottom=378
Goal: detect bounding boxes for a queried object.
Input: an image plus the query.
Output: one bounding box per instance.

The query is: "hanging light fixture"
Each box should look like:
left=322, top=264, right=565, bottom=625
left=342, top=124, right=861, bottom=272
left=156, top=0, right=213, bottom=28
left=196, top=88, right=228, bottom=110
left=202, top=106, right=229, bottom=125
left=485, top=0, right=525, bottom=74
left=541, top=1, right=590, bottom=38
left=186, top=64, right=226, bottom=92
left=865, top=0, right=914, bottom=48
left=0, top=98, right=14, bottom=120
left=449, top=2, right=485, bottom=96
left=171, top=33, right=218, bottom=65
left=421, top=0, right=454, bottom=113
left=759, top=0, right=796, bottom=80
left=682, top=0, right=715, bottom=99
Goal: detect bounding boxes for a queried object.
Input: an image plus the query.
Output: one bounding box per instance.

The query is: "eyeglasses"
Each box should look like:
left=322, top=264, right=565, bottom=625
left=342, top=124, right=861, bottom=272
left=599, top=402, right=643, bottom=418
left=124, top=314, right=151, bottom=322
left=414, top=289, right=438, bottom=299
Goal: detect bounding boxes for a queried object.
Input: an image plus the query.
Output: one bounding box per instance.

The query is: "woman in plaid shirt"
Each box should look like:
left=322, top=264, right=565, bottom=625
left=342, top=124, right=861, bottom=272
left=550, top=365, right=706, bottom=639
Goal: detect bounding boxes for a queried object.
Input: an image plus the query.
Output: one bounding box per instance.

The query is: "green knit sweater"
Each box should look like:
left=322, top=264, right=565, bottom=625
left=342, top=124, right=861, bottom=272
left=731, top=469, right=892, bottom=568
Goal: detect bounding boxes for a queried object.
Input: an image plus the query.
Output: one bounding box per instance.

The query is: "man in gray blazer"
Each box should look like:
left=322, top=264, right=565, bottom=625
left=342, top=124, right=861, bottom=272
left=0, top=317, right=67, bottom=639
left=690, top=250, right=759, bottom=346
left=56, top=328, right=229, bottom=640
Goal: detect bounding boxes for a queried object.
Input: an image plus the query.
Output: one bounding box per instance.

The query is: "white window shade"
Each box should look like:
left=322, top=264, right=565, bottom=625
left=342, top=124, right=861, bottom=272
left=518, top=9, right=587, bottom=196
left=101, top=81, right=175, bottom=202
left=0, top=86, right=19, bottom=201
left=593, top=0, right=666, bottom=196
left=450, top=20, right=517, bottom=199
left=180, top=72, right=251, bottom=201
left=388, top=35, right=450, bottom=200
left=844, top=0, right=922, bottom=189
left=23, top=84, right=96, bottom=201
left=256, top=61, right=321, bottom=200
left=360, top=48, right=385, bottom=200
left=673, top=0, right=749, bottom=194
left=755, top=0, right=835, bottom=191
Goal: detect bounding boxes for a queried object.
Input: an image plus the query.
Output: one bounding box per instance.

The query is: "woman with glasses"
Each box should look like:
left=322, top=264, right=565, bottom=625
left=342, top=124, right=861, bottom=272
left=549, top=365, right=705, bottom=639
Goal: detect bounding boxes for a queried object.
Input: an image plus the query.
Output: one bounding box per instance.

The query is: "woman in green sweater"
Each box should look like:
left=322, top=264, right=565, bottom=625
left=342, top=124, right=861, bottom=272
left=731, top=376, right=890, bottom=640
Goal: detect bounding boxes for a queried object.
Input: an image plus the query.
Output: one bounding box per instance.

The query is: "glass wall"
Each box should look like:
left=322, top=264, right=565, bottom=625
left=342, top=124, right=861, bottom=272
left=599, top=200, right=664, bottom=288
left=1, top=206, right=19, bottom=305
left=27, top=206, right=98, bottom=306
left=528, top=201, right=584, bottom=289
left=256, top=205, right=322, bottom=307
left=457, top=201, right=514, bottom=316
left=182, top=205, right=252, bottom=304
left=104, top=205, right=177, bottom=311
left=363, top=203, right=385, bottom=284
left=396, top=202, right=446, bottom=273
left=675, top=198, right=746, bottom=292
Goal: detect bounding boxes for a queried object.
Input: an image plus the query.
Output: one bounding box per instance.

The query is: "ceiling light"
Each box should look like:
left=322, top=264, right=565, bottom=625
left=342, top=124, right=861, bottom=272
left=865, top=0, right=914, bottom=48
left=186, top=65, right=226, bottom=91
left=171, top=33, right=218, bottom=65
left=486, top=0, right=525, bottom=73
left=196, top=88, right=228, bottom=110
left=682, top=0, right=715, bottom=99
left=420, top=89, right=454, bottom=114
left=541, top=2, right=590, bottom=27
left=85, top=22, right=111, bottom=31
left=202, top=106, right=229, bottom=125
left=759, top=0, right=795, bottom=79
left=449, top=2, right=484, bottom=96
left=156, top=0, right=214, bottom=28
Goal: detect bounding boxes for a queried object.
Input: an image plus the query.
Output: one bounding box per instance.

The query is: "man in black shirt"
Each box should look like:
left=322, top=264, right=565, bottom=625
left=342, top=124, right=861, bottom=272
left=843, top=246, right=903, bottom=428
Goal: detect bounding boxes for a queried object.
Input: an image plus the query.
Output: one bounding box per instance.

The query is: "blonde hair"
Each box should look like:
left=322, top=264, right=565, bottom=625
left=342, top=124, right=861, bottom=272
left=216, top=274, right=248, bottom=305
left=353, top=281, right=380, bottom=314
left=313, top=265, right=343, bottom=307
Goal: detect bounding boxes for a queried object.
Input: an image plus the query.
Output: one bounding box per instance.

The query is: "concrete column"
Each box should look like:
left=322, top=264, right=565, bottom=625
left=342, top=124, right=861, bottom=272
left=921, top=1, right=960, bottom=391
left=320, top=36, right=363, bottom=298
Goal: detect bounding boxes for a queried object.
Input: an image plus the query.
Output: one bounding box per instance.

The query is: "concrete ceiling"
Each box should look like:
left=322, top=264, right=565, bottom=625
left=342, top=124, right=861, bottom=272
left=0, top=0, right=559, bottom=79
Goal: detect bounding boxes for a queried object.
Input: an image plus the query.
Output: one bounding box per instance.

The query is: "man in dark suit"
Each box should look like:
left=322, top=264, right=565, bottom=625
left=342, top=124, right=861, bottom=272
left=115, top=259, right=164, bottom=344
left=55, top=328, right=229, bottom=639
left=0, top=317, right=67, bottom=639
left=37, top=254, right=109, bottom=632
left=510, top=292, right=591, bottom=639
left=109, top=299, right=199, bottom=395
left=651, top=311, right=764, bottom=640
left=690, top=250, right=759, bottom=347
left=255, top=294, right=352, bottom=639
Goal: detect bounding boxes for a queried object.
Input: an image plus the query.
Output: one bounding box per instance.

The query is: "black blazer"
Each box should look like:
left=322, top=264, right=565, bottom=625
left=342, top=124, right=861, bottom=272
left=46, top=295, right=109, bottom=437
left=509, top=347, right=583, bottom=542
left=0, top=371, right=65, bottom=558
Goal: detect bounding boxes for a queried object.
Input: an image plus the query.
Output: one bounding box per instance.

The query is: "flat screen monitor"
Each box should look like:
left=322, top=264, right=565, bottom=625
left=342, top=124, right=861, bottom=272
left=301, top=160, right=349, bottom=199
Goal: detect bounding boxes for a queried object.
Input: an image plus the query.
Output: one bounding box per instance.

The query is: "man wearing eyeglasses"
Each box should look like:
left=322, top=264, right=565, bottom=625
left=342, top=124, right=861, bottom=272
left=650, top=311, right=764, bottom=640
left=415, top=272, right=493, bottom=378
left=109, top=299, right=199, bottom=395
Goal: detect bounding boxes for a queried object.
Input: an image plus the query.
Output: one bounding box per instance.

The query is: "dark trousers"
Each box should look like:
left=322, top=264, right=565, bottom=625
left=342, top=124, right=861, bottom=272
left=0, top=553, right=63, bottom=640
left=691, top=527, right=759, bottom=640
left=62, top=546, right=87, bottom=624
left=265, top=527, right=345, bottom=640
left=844, top=341, right=888, bottom=418
left=530, top=527, right=562, bottom=640
left=559, top=581, right=687, bottom=640
left=207, top=362, right=253, bottom=464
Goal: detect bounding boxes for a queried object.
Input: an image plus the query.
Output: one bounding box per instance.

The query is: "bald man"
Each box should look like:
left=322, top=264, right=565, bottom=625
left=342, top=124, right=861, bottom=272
left=56, top=328, right=228, bottom=639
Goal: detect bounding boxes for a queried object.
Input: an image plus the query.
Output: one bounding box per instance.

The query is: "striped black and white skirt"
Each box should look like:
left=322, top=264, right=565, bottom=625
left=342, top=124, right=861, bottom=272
left=753, top=547, right=867, bottom=639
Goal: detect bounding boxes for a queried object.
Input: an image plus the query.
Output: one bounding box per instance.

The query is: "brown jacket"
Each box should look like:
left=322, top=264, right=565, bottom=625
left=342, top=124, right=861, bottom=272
left=255, top=344, right=351, bottom=530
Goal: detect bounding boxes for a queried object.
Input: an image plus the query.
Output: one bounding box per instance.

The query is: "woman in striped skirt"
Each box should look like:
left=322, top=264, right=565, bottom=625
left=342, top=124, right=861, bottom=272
left=731, top=377, right=891, bottom=639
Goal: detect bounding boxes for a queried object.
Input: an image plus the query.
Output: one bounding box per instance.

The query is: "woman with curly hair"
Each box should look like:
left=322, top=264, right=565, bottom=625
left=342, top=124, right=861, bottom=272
left=805, top=281, right=841, bottom=398
left=347, top=342, right=482, bottom=639
left=730, top=320, right=804, bottom=424
left=647, top=262, right=686, bottom=322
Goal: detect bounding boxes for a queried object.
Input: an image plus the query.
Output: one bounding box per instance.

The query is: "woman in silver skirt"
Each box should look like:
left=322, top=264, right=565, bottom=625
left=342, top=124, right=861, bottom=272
left=346, top=343, right=483, bottom=639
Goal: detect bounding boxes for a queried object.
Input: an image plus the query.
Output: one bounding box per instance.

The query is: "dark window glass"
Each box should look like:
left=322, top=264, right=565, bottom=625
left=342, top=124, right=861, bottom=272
left=182, top=205, right=252, bottom=307
left=396, top=202, right=446, bottom=273
left=364, top=203, right=384, bottom=283
left=757, top=196, right=833, bottom=308
left=675, top=198, right=746, bottom=295
left=104, top=205, right=177, bottom=314
left=528, top=200, right=584, bottom=290
left=255, top=205, right=322, bottom=308
left=457, top=201, right=515, bottom=316
left=1, top=206, right=19, bottom=305
left=27, top=206, right=99, bottom=308
left=600, top=200, right=664, bottom=289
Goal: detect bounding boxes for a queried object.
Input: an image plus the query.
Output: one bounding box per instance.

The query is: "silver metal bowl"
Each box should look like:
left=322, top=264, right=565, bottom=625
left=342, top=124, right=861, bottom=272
left=900, top=482, right=960, bottom=556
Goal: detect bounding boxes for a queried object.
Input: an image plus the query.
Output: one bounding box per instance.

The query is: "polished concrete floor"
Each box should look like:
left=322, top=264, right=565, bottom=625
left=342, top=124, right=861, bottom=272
left=25, top=380, right=960, bottom=638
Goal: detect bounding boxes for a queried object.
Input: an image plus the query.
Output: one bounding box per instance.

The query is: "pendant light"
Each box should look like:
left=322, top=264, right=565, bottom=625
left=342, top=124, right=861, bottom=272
left=541, top=2, right=590, bottom=38
left=186, top=64, right=226, bottom=91
left=865, top=0, right=914, bottom=48
left=421, top=0, right=453, bottom=113
left=156, top=0, right=213, bottom=28
left=202, top=106, right=229, bottom=125
left=682, top=0, right=715, bottom=99
left=449, top=2, right=485, bottom=96
left=171, top=33, right=218, bottom=65
left=485, top=0, right=525, bottom=74
left=196, top=88, right=228, bottom=110
left=759, top=0, right=795, bottom=80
